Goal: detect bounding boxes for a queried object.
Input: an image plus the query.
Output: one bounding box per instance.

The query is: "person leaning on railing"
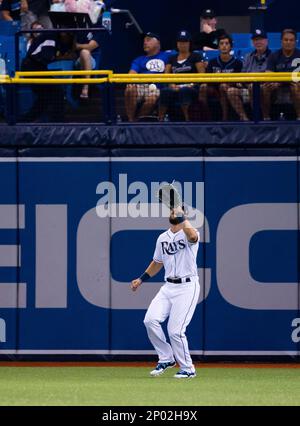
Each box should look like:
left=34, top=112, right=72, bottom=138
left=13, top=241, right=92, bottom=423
left=225, top=29, right=271, bottom=121
left=158, top=30, right=205, bottom=122
left=262, top=28, right=300, bottom=121
left=124, top=32, right=170, bottom=122
left=198, top=34, right=244, bottom=121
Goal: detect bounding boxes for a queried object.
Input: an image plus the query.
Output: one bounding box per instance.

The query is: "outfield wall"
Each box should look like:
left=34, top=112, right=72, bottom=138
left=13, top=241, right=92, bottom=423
left=0, top=124, right=299, bottom=359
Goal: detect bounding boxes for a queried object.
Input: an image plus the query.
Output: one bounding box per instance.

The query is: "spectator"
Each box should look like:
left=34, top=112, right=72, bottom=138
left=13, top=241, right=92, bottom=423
left=199, top=34, right=243, bottom=121
left=226, top=29, right=272, bottom=121
left=194, top=8, right=226, bottom=51
left=75, top=26, right=101, bottom=99
left=125, top=32, right=170, bottom=122
left=242, top=29, right=271, bottom=73
left=158, top=30, right=205, bottom=121
left=21, top=24, right=63, bottom=121
left=1, top=0, right=28, bottom=21
left=262, top=28, right=300, bottom=120
left=21, top=0, right=53, bottom=31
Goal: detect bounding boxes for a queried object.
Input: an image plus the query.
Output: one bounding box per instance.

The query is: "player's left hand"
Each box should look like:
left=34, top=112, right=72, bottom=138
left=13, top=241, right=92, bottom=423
left=131, top=278, right=142, bottom=292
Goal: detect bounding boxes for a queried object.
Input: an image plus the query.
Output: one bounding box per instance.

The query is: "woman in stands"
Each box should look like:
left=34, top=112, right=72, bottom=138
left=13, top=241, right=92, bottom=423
left=158, top=30, right=205, bottom=121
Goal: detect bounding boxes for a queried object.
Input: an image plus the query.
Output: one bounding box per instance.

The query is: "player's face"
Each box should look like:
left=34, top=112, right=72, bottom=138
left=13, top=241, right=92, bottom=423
left=219, top=39, right=232, bottom=54
left=281, top=33, right=296, bottom=52
left=144, top=37, right=160, bottom=54
left=252, top=37, right=268, bottom=51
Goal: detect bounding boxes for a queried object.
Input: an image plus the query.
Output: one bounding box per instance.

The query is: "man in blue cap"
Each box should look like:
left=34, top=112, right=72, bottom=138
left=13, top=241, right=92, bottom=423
left=125, top=32, right=170, bottom=122
left=225, top=29, right=271, bottom=121
left=243, top=29, right=271, bottom=73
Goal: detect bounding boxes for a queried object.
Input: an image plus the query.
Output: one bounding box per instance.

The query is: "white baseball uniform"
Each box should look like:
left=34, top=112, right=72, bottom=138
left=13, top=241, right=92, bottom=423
left=144, top=228, right=200, bottom=373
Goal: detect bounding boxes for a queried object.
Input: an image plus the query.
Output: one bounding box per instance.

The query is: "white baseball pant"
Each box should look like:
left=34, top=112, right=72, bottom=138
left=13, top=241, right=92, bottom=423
left=144, top=277, right=200, bottom=373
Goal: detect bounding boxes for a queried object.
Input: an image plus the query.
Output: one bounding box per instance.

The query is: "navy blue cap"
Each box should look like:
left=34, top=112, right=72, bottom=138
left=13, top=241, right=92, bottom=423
left=177, top=30, right=192, bottom=42
left=251, top=29, right=267, bottom=39
left=201, top=9, right=216, bottom=19
left=143, top=32, right=160, bottom=41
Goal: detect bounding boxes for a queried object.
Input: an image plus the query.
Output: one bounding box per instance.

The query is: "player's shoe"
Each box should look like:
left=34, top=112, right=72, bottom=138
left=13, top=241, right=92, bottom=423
left=174, top=370, right=196, bottom=379
left=150, top=361, right=176, bottom=376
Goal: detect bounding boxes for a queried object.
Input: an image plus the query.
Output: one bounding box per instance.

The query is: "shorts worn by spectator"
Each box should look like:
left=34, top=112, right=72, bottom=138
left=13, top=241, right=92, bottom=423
left=199, top=34, right=244, bottom=121
left=262, top=29, right=300, bottom=120
left=193, top=8, right=227, bottom=51
left=1, top=0, right=28, bottom=21
left=226, top=29, right=271, bottom=121
left=125, top=32, right=170, bottom=122
left=75, top=25, right=101, bottom=99
left=158, top=30, right=205, bottom=121
left=21, top=0, right=53, bottom=31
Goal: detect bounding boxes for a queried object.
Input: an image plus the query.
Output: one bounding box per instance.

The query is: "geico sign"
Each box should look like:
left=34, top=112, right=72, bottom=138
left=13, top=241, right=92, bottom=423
left=0, top=203, right=298, bottom=310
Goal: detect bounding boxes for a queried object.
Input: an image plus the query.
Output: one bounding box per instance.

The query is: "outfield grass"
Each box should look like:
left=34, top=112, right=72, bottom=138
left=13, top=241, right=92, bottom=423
left=0, top=367, right=299, bottom=406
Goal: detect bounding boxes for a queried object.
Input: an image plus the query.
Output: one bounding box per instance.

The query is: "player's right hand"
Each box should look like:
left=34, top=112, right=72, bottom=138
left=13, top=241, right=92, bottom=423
left=131, top=278, right=142, bottom=292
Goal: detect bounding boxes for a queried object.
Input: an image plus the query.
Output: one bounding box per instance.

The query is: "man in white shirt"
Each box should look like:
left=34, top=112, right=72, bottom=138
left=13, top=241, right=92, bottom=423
left=131, top=206, right=200, bottom=379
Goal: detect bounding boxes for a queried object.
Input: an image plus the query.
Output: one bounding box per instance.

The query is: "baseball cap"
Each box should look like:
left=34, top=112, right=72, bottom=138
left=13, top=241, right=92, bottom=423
left=251, top=29, right=267, bottom=39
left=143, top=32, right=160, bottom=41
left=177, top=30, right=192, bottom=42
left=201, top=9, right=216, bottom=19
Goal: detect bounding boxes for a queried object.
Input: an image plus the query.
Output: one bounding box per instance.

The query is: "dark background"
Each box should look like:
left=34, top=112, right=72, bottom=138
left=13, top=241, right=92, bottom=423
left=99, top=0, right=300, bottom=71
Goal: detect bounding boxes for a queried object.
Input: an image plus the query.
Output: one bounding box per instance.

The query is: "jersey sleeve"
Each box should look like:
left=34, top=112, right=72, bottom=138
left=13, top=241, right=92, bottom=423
left=153, top=237, right=163, bottom=263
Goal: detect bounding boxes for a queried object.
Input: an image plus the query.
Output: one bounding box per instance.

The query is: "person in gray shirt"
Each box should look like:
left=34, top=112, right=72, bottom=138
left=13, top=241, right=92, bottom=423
left=226, top=29, right=271, bottom=121
left=242, top=29, right=271, bottom=73
left=21, top=0, right=53, bottom=31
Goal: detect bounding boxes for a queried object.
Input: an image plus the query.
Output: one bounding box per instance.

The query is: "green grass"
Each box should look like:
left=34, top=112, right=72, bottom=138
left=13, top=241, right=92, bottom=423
left=0, top=367, right=299, bottom=406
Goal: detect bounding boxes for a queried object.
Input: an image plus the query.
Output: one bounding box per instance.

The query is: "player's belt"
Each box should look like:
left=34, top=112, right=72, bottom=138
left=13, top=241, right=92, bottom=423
left=166, top=277, right=191, bottom=284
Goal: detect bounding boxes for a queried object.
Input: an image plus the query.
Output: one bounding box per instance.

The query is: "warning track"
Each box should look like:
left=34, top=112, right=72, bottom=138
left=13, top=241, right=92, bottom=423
left=0, top=362, right=299, bottom=368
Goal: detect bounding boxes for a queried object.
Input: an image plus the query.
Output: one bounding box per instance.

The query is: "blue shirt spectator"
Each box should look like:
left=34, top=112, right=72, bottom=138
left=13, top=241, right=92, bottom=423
left=262, top=29, right=300, bottom=120
left=207, top=56, right=243, bottom=73
left=125, top=32, right=170, bottom=122
left=130, top=51, right=170, bottom=74
left=267, top=48, right=300, bottom=72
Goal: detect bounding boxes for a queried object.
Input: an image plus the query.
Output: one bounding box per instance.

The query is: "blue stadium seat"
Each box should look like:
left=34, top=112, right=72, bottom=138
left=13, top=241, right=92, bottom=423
left=267, top=32, right=281, bottom=49
left=232, top=33, right=252, bottom=49
left=0, top=20, right=20, bottom=36
left=0, top=35, right=16, bottom=75
left=202, top=50, right=219, bottom=61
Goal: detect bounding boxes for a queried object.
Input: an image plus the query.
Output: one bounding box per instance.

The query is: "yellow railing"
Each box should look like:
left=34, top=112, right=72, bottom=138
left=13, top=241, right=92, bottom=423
left=15, top=70, right=113, bottom=77
left=0, top=71, right=299, bottom=84
left=110, top=72, right=300, bottom=83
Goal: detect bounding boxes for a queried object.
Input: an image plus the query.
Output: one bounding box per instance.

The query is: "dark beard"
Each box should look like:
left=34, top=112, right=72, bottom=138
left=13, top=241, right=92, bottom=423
left=169, top=216, right=181, bottom=225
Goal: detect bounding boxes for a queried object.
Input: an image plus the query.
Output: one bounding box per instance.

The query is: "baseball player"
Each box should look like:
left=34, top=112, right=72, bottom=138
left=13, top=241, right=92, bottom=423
left=131, top=207, right=200, bottom=378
